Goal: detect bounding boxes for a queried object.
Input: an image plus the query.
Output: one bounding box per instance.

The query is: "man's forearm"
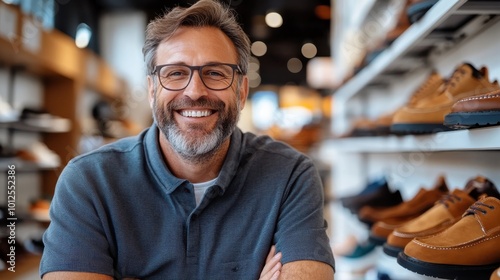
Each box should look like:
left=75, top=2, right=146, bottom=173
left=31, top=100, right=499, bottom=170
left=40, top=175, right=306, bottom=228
left=280, top=260, right=334, bottom=279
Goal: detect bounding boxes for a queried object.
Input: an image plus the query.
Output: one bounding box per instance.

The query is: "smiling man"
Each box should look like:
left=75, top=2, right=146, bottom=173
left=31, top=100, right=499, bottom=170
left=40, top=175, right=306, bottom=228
left=40, top=1, right=335, bottom=279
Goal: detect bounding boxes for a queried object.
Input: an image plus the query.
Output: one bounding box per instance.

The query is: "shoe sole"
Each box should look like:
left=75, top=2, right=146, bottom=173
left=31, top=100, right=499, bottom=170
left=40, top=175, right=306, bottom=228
left=382, top=243, right=403, bottom=258
left=444, top=111, right=500, bottom=129
left=397, top=252, right=499, bottom=279
left=368, top=234, right=386, bottom=246
left=390, top=123, right=453, bottom=135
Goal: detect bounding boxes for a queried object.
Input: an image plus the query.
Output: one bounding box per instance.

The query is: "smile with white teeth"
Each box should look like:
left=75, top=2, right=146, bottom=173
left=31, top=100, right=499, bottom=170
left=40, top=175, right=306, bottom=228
left=179, top=110, right=213, bottom=118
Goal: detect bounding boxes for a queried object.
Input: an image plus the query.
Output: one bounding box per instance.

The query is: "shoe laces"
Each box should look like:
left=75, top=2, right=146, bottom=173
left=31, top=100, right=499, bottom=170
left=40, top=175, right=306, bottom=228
left=464, top=201, right=495, bottom=216
left=446, top=68, right=467, bottom=93
left=409, top=75, right=441, bottom=103
left=438, top=193, right=461, bottom=208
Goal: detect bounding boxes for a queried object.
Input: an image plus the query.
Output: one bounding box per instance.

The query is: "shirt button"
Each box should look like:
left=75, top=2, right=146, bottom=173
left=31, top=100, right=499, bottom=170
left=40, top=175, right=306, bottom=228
left=184, top=188, right=190, bottom=193
left=231, top=266, right=239, bottom=272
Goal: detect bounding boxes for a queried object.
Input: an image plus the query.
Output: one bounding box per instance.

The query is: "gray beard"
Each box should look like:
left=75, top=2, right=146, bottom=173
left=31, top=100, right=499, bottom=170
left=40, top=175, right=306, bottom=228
left=154, top=95, right=240, bottom=164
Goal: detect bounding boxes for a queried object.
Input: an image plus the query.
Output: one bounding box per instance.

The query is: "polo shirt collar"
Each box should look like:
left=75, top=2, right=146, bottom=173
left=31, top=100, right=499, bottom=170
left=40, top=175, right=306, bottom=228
left=144, top=124, right=186, bottom=194
left=215, top=127, right=243, bottom=195
left=144, top=124, right=243, bottom=195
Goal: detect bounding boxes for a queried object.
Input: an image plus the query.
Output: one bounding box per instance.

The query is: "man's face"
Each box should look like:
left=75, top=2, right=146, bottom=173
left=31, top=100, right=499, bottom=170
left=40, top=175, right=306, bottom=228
left=147, top=26, right=248, bottom=162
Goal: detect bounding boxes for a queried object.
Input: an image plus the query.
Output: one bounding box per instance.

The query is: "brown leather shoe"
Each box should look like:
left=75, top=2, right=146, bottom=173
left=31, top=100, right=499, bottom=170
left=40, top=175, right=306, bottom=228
left=391, top=63, right=500, bottom=134
left=444, top=88, right=500, bottom=129
left=384, top=176, right=500, bottom=257
left=398, top=196, right=500, bottom=279
left=360, top=175, right=448, bottom=225
left=365, top=175, right=449, bottom=244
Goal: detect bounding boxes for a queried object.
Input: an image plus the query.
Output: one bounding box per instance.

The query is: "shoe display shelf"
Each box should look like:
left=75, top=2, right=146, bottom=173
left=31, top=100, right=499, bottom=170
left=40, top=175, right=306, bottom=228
left=0, top=1, right=125, bottom=196
left=324, top=1, right=500, bottom=279
left=332, top=0, right=500, bottom=135
left=322, top=126, right=500, bottom=153
left=0, top=66, right=71, bottom=172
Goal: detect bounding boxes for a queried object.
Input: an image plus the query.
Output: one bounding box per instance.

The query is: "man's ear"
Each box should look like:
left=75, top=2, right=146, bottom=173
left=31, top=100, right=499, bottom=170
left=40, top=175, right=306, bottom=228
left=147, top=75, right=155, bottom=109
left=238, top=75, right=249, bottom=109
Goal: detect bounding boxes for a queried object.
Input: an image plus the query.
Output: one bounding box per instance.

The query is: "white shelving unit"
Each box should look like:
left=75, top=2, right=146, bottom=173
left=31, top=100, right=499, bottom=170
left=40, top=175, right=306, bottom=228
left=332, top=0, right=500, bottom=135
left=325, top=1, right=500, bottom=279
left=323, top=126, right=500, bottom=153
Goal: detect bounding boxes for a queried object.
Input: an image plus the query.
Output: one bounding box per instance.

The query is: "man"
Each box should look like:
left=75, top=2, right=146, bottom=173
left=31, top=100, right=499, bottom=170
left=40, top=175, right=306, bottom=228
left=40, top=0, right=335, bottom=279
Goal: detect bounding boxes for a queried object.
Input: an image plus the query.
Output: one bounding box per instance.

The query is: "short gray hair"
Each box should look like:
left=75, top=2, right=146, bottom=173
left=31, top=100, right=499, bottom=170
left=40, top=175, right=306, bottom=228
left=142, top=0, right=250, bottom=76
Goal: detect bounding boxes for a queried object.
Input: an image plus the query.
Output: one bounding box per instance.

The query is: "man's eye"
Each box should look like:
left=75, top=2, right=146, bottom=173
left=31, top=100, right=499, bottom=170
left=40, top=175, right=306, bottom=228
left=163, top=69, right=189, bottom=78
left=206, top=70, right=224, bottom=77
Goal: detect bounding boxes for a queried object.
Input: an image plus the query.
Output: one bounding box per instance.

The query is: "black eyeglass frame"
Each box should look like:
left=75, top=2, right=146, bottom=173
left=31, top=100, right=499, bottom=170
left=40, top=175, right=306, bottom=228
left=151, top=63, right=243, bottom=91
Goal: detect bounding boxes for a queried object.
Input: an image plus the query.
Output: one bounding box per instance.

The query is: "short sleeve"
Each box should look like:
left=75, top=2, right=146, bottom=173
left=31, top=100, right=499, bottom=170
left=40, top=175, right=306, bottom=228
left=274, top=158, right=335, bottom=269
left=40, top=164, right=115, bottom=278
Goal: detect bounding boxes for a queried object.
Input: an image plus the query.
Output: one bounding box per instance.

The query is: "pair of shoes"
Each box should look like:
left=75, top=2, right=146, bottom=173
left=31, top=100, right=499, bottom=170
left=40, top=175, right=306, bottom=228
left=383, top=176, right=500, bottom=257
left=371, top=71, right=446, bottom=135
left=340, top=117, right=379, bottom=137
left=16, top=142, right=61, bottom=168
left=20, top=107, right=71, bottom=132
left=391, top=63, right=500, bottom=134
left=397, top=193, right=500, bottom=279
left=366, top=175, right=449, bottom=244
left=444, top=88, right=500, bottom=129
left=339, top=177, right=403, bottom=214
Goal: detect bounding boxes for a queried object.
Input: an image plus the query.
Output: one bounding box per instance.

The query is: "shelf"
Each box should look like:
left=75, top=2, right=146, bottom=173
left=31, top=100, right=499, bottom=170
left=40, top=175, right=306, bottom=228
left=0, top=119, right=71, bottom=133
left=333, top=0, right=500, bottom=101
left=322, top=126, right=500, bottom=153
left=0, top=157, right=59, bottom=172
left=0, top=2, right=123, bottom=98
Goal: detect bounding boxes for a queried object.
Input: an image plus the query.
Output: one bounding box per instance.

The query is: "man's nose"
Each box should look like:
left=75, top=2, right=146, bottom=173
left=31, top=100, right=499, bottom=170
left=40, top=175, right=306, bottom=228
left=183, top=71, right=208, bottom=100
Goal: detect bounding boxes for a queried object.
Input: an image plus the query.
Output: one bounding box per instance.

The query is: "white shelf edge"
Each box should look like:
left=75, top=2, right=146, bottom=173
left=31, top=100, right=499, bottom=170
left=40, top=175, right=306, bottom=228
left=333, top=0, right=467, bottom=101
left=322, top=126, right=500, bottom=153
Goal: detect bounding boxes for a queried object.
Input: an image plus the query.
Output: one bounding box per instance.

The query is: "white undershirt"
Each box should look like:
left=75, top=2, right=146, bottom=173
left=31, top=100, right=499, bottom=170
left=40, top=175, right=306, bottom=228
left=192, top=177, right=218, bottom=206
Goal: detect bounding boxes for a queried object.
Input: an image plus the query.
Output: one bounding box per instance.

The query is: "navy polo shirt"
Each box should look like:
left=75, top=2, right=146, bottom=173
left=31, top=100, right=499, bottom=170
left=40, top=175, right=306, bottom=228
left=40, top=125, right=334, bottom=279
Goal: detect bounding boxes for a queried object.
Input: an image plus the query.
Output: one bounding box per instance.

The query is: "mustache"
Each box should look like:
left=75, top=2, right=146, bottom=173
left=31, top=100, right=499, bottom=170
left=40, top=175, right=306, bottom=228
left=167, top=96, right=226, bottom=111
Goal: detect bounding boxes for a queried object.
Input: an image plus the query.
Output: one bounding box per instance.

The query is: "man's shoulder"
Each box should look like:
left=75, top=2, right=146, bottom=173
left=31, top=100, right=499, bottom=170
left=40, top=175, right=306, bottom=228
left=241, top=130, right=302, bottom=154
left=240, top=130, right=308, bottom=161
left=70, top=130, right=147, bottom=165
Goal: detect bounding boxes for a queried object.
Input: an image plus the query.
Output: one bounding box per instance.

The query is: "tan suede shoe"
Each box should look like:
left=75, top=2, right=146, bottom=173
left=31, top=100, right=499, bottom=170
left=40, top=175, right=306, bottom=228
left=444, top=88, right=500, bottom=129
left=391, top=63, right=500, bottom=134
left=384, top=176, right=499, bottom=257
left=365, top=176, right=449, bottom=244
left=375, top=72, right=445, bottom=134
left=398, top=196, right=500, bottom=279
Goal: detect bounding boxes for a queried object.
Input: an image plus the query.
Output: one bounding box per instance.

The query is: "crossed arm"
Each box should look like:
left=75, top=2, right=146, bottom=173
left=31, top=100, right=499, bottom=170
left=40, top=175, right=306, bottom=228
left=43, top=246, right=334, bottom=280
left=260, top=245, right=334, bottom=280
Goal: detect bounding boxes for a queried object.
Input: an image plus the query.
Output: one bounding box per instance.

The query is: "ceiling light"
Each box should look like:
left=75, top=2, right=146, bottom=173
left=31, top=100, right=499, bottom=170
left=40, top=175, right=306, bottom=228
left=249, top=56, right=260, bottom=72
left=265, top=12, right=283, bottom=28
left=248, top=72, right=262, bottom=88
left=287, top=58, right=302, bottom=73
left=315, top=5, right=331, bottom=20
left=75, top=23, right=92, bottom=49
left=301, top=43, right=318, bottom=59
left=251, top=41, right=267, bottom=57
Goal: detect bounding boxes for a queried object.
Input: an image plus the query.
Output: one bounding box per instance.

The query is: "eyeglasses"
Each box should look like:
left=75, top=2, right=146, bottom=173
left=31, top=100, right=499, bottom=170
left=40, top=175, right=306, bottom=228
left=152, top=63, right=242, bottom=91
